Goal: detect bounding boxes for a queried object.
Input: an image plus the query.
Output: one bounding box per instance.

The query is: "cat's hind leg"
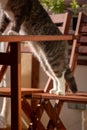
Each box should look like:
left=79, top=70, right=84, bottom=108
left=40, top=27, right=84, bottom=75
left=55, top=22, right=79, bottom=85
left=40, top=58, right=66, bottom=95
left=49, top=79, right=60, bottom=95
left=31, top=48, right=66, bottom=95
left=57, top=72, right=66, bottom=95
left=49, top=72, right=66, bottom=95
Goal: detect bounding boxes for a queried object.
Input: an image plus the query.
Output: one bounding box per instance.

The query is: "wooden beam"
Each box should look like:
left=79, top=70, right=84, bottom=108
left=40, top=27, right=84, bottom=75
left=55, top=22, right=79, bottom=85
left=0, top=87, right=43, bottom=97
left=31, top=92, right=87, bottom=103
left=0, top=53, right=11, bottom=65
left=0, top=35, right=78, bottom=42
left=0, top=65, right=8, bottom=82
left=10, top=42, right=22, bottom=130
left=0, top=88, right=84, bottom=104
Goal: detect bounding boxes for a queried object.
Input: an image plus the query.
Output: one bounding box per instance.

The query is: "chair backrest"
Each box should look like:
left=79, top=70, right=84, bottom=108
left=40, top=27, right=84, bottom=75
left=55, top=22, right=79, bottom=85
left=69, top=12, right=87, bottom=72
left=50, top=12, right=71, bottom=34
left=77, top=12, right=87, bottom=65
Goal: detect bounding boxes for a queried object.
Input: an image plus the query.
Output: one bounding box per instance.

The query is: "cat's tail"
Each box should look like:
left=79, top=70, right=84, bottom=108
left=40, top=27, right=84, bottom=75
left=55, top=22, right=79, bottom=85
left=64, top=68, right=77, bottom=93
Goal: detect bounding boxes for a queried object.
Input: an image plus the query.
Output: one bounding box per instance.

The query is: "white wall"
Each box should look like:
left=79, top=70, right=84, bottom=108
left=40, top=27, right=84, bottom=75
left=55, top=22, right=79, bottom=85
left=59, top=65, right=87, bottom=130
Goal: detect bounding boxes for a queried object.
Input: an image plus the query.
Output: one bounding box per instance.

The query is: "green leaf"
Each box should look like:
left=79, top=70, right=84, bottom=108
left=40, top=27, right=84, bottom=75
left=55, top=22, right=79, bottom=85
left=40, top=0, right=65, bottom=13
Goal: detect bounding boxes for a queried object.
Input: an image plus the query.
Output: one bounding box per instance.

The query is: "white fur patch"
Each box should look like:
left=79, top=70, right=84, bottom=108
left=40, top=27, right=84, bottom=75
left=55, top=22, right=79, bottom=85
left=4, top=10, right=15, bottom=21
left=49, top=72, right=66, bottom=95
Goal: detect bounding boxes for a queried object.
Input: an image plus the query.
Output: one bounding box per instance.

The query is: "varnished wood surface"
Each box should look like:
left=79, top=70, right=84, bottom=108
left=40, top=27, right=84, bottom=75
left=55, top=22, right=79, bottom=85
left=0, top=87, right=43, bottom=97
left=10, top=42, right=22, bottom=130
left=0, top=35, right=78, bottom=42
left=31, top=92, right=87, bottom=103
left=0, top=87, right=87, bottom=103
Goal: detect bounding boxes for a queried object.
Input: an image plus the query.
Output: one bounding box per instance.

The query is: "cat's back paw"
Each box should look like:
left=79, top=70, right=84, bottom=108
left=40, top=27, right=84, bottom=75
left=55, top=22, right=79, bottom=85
left=49, top=89, right=65, bottom=95
left=7, top=30, right=19, bottom=35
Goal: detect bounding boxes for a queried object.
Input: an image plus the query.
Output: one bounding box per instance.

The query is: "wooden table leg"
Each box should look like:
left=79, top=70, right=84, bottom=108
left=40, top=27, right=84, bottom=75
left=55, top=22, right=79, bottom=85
left=10, top=42, right=22, bottom=130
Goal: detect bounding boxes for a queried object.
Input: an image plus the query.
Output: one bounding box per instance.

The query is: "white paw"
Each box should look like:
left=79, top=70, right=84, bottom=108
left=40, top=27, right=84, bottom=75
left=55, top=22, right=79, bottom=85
left=49, top=88, right=59, bottom=95
left=7, top=30, right=19, bottom=35
left=58, top=90, right=65, bottom=95
left=49, top=89, right=65, bottom=95
left=49, top=88, right=55, bottom=93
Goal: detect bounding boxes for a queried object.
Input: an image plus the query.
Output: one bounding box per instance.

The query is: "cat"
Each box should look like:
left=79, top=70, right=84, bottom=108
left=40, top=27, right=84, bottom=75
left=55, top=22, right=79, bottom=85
left=0, top=0, right=77, bottom=95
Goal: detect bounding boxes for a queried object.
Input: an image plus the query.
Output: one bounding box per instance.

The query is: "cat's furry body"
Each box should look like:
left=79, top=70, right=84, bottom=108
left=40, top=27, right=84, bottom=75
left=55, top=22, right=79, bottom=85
left=0, top=0, right=77, bottom=94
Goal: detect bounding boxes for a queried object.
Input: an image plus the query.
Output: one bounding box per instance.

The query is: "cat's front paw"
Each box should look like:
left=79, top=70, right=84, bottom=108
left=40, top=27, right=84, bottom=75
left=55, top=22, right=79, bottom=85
left=7, top=30, right=19, bottom=35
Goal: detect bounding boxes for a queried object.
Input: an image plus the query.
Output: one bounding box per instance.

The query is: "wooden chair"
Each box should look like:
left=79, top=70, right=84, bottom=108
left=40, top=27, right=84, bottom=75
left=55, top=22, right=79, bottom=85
left=0, top=12, right=71, bottom=130
left=50, top=12, right=71, bottom=34
left=19, top=12, right=87, bottom=130
left=0, top=12, right=87, bottom=130
left=22, top=12, right=72, bottom=130
left=27, top=12, right=87, bottom=130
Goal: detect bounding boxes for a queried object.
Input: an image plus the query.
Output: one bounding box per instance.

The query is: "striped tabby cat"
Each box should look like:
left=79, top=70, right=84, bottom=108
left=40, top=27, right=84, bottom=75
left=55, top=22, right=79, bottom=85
left=0, top=0, right=77, bottom=95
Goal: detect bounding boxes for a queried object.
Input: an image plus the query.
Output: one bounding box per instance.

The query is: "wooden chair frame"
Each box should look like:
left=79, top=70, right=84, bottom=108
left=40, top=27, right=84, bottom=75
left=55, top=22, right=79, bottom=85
left=0, top=34, right=76, bottom=130
left=0, top=12, right=87, bottom=130
left=28, top=12, right=87, bottom=130
left=0, top=12, right=72, bottom=130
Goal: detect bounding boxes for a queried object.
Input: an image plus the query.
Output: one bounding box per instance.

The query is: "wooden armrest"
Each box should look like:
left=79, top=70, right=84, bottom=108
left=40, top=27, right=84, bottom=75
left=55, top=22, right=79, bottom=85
left=0, top=87, right=44, bottom=97
left=0, top=35, right=78, bottom=42
left=31, top=92, right=87, bottom=103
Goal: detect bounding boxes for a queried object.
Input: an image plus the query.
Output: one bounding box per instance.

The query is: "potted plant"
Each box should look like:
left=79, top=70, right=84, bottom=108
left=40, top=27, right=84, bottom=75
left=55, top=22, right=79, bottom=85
left=82, top=4, right=87, bottom=15
left=49, top=0, right=65, bottom=14
left=70, top=0, right=80, bottom=30
left=40, top=0, right=65, bottom=14
left=40, top=0, right=51, bottom=12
